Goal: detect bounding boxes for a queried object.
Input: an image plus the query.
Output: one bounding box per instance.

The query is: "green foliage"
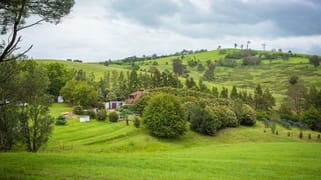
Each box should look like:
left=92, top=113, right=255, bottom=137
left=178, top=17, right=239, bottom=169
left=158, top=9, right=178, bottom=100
left=300, top=107, right=321, bottom=132
left=46, top=63, right=71, bottom=97
left=60, top=80, right=98, bottom=107
left=87, top=109, right=96, bottom=119
left=0, top=61, right=19, bottom=151
left=17, top=61, right=54, bottom=152
left=143, top=93, right=186, bottom=138
left=213, top=106, right=239, bottom=128
left=239, top=104, right=256, bottom=126
left=242, top=56, right=261, bottom=66
left=133, top=117, right=141, bottom=128
left=133, top=94, right=151, bottom=115
left=96, top=110, right=107, bottom=121
left=217, top=58, right=237, bottom=67
left=190, top=102, right=221, bottom=136
left=109, top=112, right=119, bottom=122
left=73, top=105, right=83, bottom=115
left=308, top=55, right=320, bottom=68
left=55, top=116, right=67, bottom=125
left=172, top=59, right=186, bottom=76
left=202, top=63, right=215, bottom=81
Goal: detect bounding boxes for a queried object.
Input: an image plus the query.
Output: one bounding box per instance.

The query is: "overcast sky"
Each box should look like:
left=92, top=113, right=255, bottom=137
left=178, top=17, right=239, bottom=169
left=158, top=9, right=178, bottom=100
left=19, top=0, right=321, bottom=62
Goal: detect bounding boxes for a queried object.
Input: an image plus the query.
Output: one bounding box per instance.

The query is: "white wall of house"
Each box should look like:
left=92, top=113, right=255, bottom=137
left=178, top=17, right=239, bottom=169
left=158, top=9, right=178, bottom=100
left=109, top=101, right=124, bottom=109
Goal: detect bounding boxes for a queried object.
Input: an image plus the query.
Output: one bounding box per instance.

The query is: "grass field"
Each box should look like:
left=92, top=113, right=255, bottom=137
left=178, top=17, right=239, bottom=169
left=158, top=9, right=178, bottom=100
left=1, top=103, right=321, bottom=179
left=5, top=50, right=319, bottom=179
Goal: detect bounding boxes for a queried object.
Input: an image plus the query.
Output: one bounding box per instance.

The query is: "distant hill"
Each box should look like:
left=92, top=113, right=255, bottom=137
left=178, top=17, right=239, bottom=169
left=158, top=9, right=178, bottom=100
left=37, top=48, right=321, bottom=106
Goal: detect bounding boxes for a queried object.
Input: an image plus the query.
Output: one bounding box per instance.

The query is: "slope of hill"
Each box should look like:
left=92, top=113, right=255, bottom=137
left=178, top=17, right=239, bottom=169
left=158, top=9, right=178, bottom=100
left=1, top=104, right=321, bottom=179
left=37, top=49, right=321, bottom=106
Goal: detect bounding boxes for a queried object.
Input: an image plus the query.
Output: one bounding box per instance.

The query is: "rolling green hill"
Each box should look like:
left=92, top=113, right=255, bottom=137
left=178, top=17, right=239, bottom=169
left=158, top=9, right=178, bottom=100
left=2, top=50, right=319, bottom=179
left=37, top=49, right=321, bottom=106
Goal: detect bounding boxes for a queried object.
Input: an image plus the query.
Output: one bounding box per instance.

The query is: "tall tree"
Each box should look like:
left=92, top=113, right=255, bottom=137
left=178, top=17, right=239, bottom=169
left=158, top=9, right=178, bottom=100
left=309, top=55, right=320, bottom=68
left=0, top=61, right=20, bottom=151
left=17, top=61, right=54, bottom=152
left=230, top=86, right=238, bottom=99
left=172, top=59, right=185, bottom=76
left=0, top=0, right=75, bottom=63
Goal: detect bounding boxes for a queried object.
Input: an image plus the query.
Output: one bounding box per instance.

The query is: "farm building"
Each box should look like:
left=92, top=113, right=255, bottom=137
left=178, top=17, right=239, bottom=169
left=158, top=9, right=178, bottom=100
left=125, top=89, right=145, bottom=104
left=108, top=101, right=124, bottom=109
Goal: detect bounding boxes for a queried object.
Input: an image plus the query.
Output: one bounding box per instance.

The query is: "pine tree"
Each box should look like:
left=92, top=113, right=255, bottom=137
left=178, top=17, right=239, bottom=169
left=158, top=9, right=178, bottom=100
left=230, top=86, right=238, bottom=99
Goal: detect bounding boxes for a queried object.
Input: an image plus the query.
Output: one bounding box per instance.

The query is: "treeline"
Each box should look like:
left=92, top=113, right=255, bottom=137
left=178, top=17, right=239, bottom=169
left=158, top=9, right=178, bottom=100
left=100, top=49, right=208, bottom=66
left=278, top=76, right=321, bottom=131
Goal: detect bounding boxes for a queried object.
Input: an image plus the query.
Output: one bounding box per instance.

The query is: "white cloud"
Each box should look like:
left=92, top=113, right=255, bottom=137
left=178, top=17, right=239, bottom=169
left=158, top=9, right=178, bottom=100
left=13, top=0, right=321, bottom=61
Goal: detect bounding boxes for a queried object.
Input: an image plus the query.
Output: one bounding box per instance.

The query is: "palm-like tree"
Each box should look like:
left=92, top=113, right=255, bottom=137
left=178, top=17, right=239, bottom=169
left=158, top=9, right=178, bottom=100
left=246, top=41, right=251, bottom=49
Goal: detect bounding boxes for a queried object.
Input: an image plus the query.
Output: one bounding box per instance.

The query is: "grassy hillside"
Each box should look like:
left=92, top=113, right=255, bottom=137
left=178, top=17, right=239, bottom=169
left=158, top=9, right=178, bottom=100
left=37, top=49, right=321, bottom=106
left=1, top=104, right=321, bottom=179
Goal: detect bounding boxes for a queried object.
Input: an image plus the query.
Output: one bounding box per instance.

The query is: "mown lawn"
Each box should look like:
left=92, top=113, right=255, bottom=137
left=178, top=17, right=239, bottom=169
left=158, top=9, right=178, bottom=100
left=1, top=142, right=321, bottom=179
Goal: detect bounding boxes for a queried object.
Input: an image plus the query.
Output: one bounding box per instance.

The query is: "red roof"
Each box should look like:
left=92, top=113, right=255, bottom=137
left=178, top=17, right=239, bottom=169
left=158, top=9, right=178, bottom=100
left=125, top=89, right=145, bottom=104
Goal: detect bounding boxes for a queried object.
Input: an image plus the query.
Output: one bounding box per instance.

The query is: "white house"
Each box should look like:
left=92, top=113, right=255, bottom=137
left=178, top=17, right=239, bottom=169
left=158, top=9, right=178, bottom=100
left=108, top=101, right=124, bottom=109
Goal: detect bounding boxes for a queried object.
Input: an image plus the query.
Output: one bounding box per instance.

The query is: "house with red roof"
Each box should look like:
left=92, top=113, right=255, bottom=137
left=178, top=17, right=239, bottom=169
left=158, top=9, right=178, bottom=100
left=125, top=89, right=145, bottom=104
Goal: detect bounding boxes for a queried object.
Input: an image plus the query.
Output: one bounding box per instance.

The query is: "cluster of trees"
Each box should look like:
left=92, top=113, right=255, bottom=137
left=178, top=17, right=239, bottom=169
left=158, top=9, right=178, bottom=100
left=279, top=76, right=321, bottom=131
left=0, top=0, right=74, bottom=152
left=0, top=61, right=54, bottom=152
left=138, top=89, right=257, bottom=138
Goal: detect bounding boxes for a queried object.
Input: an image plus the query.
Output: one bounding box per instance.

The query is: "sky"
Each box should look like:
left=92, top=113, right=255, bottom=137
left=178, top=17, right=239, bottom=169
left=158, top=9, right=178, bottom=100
left=18, top=0, right=321, bottom=62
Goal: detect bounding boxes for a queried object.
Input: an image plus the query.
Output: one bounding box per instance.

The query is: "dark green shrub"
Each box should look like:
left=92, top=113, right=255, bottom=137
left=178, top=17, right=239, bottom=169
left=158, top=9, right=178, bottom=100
left=55, top=115, right=67, bottom=125
left=190, top=102, right=221, bottom=136
left=133, top=94, right=151, bottom=115
left=299, top=131, right=303, bottom=139
left=143, top=93, right=186, bottom=138
left=213, top=106, right=238, bottom=128
left=87, top=109, right=96, bottom=119
left=271, top=122, right=276, bottom=134
left=300, top=107, right=321, bottom=132
left=97, top=110, right=107, bottom=121
left=288, top=132, right=291, bottom=137
left=73, top=105, right=84, bottom=115
left=239, top=104, right=256, bottom=126
left=308, top=133, right=311, bottom=139
left=96, top=102, right=105, bottom=110
left=318, top=134, right=320, bottom=139
left=133, top=117, right=140, bottom=128
left=109, top=111, right=118, bottom=122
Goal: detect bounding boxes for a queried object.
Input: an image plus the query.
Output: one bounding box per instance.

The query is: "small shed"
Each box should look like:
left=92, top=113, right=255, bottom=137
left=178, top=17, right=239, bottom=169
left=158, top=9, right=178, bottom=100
left=79, top=115, right=90, bottom=122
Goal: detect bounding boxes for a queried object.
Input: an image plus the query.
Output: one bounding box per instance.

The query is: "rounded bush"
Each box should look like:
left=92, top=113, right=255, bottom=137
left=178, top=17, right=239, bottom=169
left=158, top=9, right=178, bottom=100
left=213, top=106, right=238, bottom=128
left=96, top=110, right=107, bottom=121
left=87, top=109, right=96, bottom=119
left=240, top=104, right=256, bottom=126
left=55, top=115, right=67, bottom=125
left=143, top=93, right=186, bottom=138
left=73, top=105, right=84, bottom=115
left=109, top=111, right=118, bottom=122
left=189, top=102, right=222, bottom=136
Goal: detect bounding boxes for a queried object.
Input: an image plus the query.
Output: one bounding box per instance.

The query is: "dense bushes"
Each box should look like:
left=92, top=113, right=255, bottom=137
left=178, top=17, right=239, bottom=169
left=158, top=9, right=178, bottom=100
left=190, top=102, right=239, bottom=136
left=109, top=111, right=119, bottom=122
left=96, top=110, right=107, bottom=121
left=300, top=107, right=321, bottom=132
left=143, top=93, right=186, bottom=138
left=55, top=116, right=67, bottom=125
left=73, top=105, right=84, bottom=115
left=239, top=104, right=256, bottom=126
left=190, top=103, right=221, bottom=136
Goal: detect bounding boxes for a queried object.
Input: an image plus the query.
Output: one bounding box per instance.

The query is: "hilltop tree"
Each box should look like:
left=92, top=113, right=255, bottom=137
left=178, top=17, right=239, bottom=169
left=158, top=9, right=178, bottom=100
left=309, top=55, right=320, bottom=68
left=0, top=0, right=75, bottom=63
left=172, top=59, right=185, bottom=76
